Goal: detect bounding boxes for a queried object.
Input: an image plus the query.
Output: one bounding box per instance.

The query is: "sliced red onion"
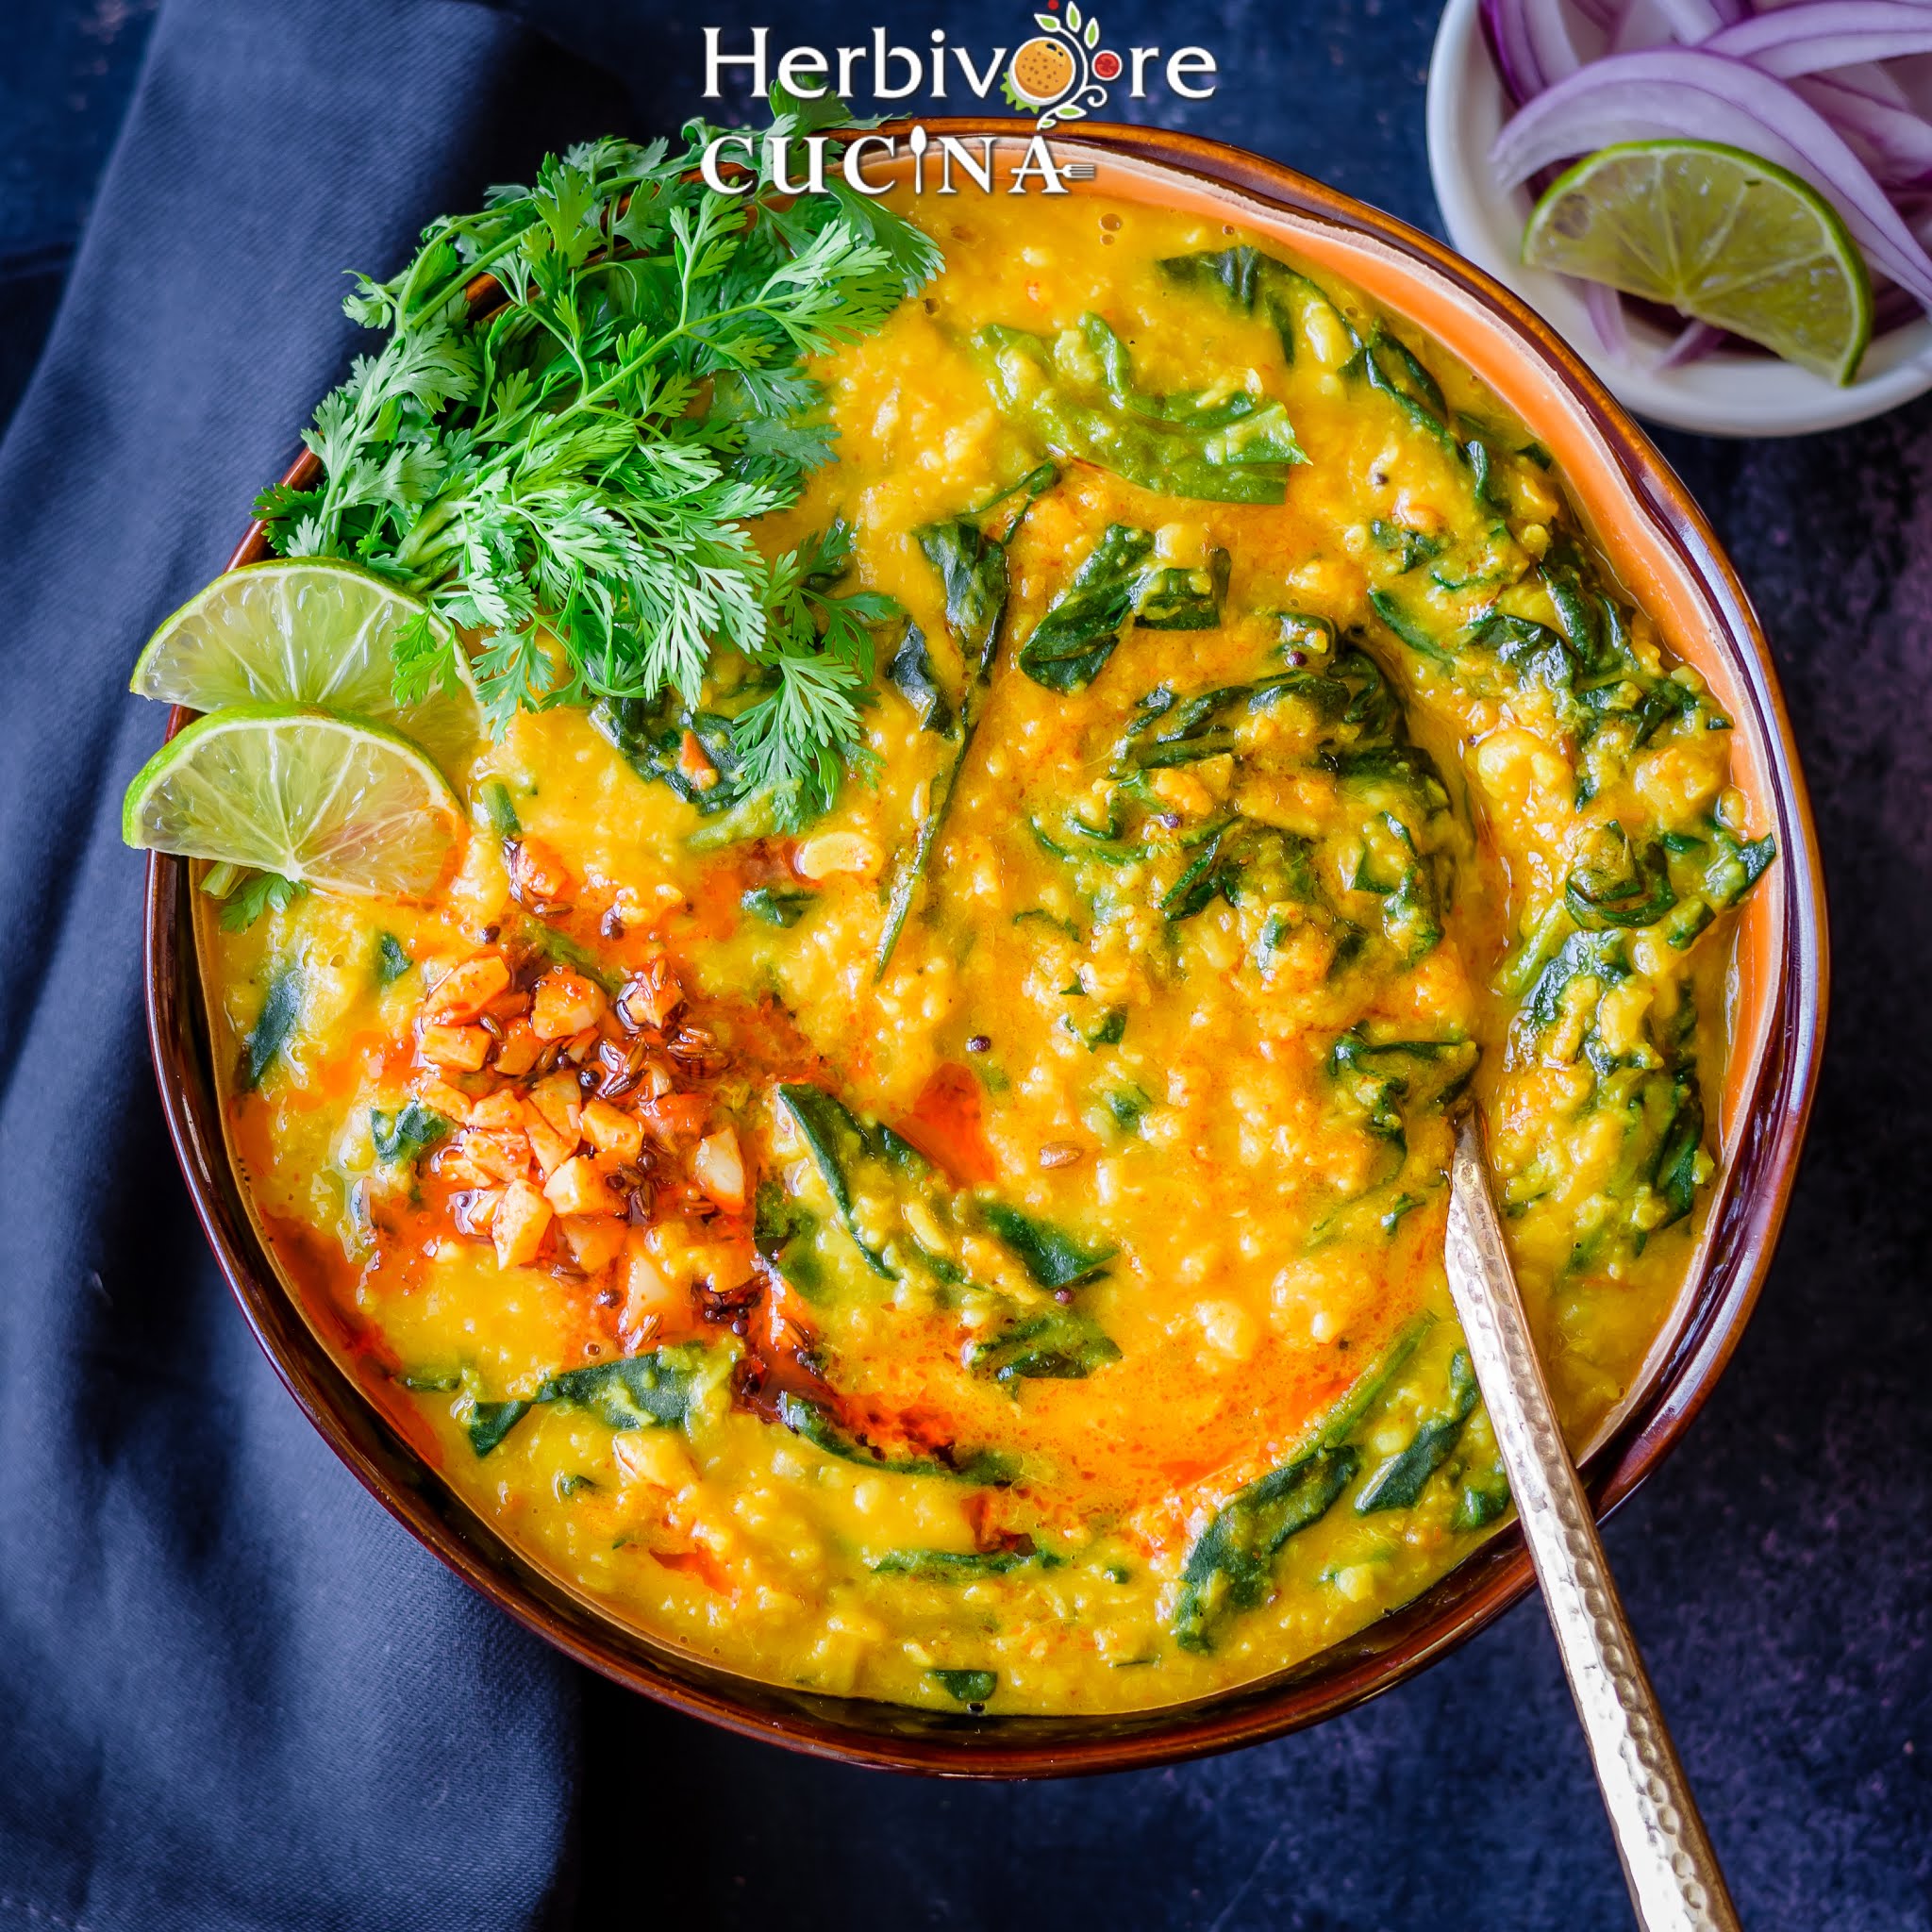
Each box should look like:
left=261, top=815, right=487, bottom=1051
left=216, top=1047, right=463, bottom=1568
left=1819, top=60, right=1914, bottom=110
left=1886, top=50, right=1932, bottom=117
left=1653, top=318, right=1729, bottom=367
left=1703, top=3, right=1932, bottom=77
left=1604, top=0, right=1744, bottom=53
left=1571, top=0, right=1620, bottom=25
left=1609, top=0, right=1683, bottom=54
left=1482, top=0, right=1602, bottom=102
left=1796, top=73, right=1932, bottom=182
left=1656, top=0, right=1742, bottom=39
left=1872, top=283, right=1923, bottom=328
left=1599, top=0, right=1739, bottom=52
left=1580, top=277, right=1635, bottom=355
left=1491, top=48, right=1932, bottom=308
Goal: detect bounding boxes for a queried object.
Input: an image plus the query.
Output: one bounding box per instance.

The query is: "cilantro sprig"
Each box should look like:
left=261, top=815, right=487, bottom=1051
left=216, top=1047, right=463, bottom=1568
left=258, top=94, right=941, bottom=803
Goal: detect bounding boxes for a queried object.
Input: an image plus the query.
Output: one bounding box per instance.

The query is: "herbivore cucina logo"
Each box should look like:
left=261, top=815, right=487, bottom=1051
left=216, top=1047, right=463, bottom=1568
left=700, top=9, right=1221, bottom=195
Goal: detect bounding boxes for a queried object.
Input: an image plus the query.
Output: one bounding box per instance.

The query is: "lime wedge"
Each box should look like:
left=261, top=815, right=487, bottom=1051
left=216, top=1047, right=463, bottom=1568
left=130, top=558, right=480, bottom=773
left=123, top=704, right=466, bottom=898
left=1524, top=140, right=1873, bottom=384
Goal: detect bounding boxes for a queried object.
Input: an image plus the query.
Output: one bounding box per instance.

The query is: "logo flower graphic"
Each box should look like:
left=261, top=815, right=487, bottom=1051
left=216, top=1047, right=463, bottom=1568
left=1003, top=3, right=1120, bottom=130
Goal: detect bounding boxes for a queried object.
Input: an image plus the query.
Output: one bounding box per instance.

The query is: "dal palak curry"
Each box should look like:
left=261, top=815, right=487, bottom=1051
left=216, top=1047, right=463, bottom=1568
left=193, top=179, right=1773, bottom=1714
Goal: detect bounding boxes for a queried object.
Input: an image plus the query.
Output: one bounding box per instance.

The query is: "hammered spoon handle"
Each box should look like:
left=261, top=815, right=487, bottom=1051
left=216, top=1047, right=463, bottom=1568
left=1446, top=1113, right=1741, bottom=1932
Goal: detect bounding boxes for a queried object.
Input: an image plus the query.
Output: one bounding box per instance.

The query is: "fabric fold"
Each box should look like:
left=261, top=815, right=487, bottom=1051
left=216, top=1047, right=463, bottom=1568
left=0, top=2, right=611, bottom=1925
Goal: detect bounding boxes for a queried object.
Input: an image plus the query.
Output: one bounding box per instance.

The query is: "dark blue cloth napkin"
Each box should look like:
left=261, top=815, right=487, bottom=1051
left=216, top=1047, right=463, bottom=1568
left=0, top=3, right=600, bottom=1924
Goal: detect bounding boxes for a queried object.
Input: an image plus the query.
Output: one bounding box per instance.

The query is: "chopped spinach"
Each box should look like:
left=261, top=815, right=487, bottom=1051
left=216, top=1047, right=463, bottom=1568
left=1028, top=811, right=1161, bottom=868
left=480, top=779, right=522, bottom=839
left=1355, top=1350, right=1480, bottom=1512
left=980, top=314, right=1305, bottom=505
left=775, top=1083, right=898, bottom=1277
left=375, top=930, right=412, bottom=987
left=886, top=620, right=955, bottom=736
left=1329, top=1030, right=1478, bottom=1163
left=1157, top=244, right=1361, bottom=368
left=872, top=1548, right=1029, bottom=1579
left=466, top=1399, right=531, bottom=1457
left=1014, top=907, right=1082, bottom=942
left=978, top=1200, right=1117, bottom=1291
left=753, top=1179, right=824, bottom=1299
left=741, top=885, right=815, bottom=927
left=1278, top=611, right=1339, bottom=659
left=1136, top=548, right=1231, bottom=630
left=1493, top=902, right=1574, bottom=999
left=1171, top=1318, right=1426, bottom=1650
left=591, top=690, right=747, bottom=813
left=1698, top=823, right=1777, bottom=909
left=1161, top=822, right=1323, bottom=928
left=1173, top=1447, right=1359, bottom=1653
left=1159, top=822, right=1242, bottom=923
left=1321, top=1316, right=1433, bottom=1444
left=1357, top=326, right=1459, bottom=458
left=1116, top=682, right=1253, bottom=772
left=775, top=1391, right=1016, bottom=1485
left=1461, top=426, right=1507, bottom=511
left=1524, top=931, right=1629, bottom=1032
left=1018, top=525, right=1232, bottom=696
left=464, top=1345, right=719, bottom=1457
left=1542, top=559, right=1626, bottom=679
left=1368, top=588, right=1457, bottom=669
left=875, top=786, right=956, bottom=974
left=1018, top=525, right=1157, bottom=692
left=1453, top=1471, right=1512, bottom=1531
left=371, top=1099, right=450, bottom=1166
left=1345, top=808, right=1447, bottom=962
left=538, top=1353, right=707, bottom=1431
left=967, top=1307, right=1122, bottom=1384
left=917, top=519, right=1008, bottom=672
left=523, top=918, right=621, bottom=993
left=241, top=965, right=303, bottom=1091
left=1112, top=648, right=1399, bottom=781
left=876, top=480, right=1055, bottom=974
left=929, top=1668, right=997, bottom=1705
left=1565, top=822, right=1677, bottom=930
left=1371, top=519, right=1446, bottom=575
left=1639, top=1066, right=1706, bottom=1231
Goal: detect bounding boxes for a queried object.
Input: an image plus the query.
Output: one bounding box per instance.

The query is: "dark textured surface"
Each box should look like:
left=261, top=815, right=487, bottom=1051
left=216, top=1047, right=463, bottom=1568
left=1, top=3, right=1925, bottom=1928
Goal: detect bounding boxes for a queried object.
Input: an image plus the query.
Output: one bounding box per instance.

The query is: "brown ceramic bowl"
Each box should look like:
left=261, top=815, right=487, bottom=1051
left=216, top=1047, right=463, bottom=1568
left=144, top=123, right=1827, bottom=1777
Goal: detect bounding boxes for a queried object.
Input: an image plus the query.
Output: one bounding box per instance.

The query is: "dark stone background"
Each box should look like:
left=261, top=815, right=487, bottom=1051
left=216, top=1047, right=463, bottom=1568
left=6, top=4, right=1924, bottom=1925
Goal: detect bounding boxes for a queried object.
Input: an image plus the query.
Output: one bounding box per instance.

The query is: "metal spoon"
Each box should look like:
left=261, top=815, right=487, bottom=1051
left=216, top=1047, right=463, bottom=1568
left=1445, top=1111, right=1742, bottom=1932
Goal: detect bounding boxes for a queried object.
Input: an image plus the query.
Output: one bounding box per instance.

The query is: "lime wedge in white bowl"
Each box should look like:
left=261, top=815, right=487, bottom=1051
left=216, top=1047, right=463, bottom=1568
left=1524, top=141, right=1872, bottom=386
left=1424, top=0, right=1932, bottom=436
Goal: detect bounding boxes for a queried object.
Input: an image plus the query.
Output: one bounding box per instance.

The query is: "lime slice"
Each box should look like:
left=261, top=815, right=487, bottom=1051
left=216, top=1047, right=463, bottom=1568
left=1524, top=141, right=1873, bottom=384
left=123, top=704, right=466, bottom=898
left=129, top=558, right=480, bottom=773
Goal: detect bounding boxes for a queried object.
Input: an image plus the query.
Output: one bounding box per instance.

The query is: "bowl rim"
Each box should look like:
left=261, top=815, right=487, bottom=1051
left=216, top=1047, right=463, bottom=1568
left=144, top=117, right=1829, bottom=1780
left=1425, top=0, right=1932, bottom=439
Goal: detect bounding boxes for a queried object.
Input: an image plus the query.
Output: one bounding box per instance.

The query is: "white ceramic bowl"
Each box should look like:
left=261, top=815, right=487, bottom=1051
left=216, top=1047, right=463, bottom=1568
left=1426, top=0, right=1932, bottom=436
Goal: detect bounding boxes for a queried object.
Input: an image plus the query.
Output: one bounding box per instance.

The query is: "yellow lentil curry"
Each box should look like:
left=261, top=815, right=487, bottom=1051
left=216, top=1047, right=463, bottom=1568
left=201, top=190, right=1774, bottom=1714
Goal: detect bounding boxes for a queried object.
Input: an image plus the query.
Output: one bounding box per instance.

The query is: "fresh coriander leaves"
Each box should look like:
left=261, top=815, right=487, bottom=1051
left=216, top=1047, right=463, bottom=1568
left=258, top=98, right=940, bottom=802
left=207, top=868, right=308, bottom=932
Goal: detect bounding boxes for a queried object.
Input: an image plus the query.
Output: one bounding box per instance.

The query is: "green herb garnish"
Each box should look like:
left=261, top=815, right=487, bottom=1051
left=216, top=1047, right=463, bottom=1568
left=258, top=92, right=940, bottom=808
